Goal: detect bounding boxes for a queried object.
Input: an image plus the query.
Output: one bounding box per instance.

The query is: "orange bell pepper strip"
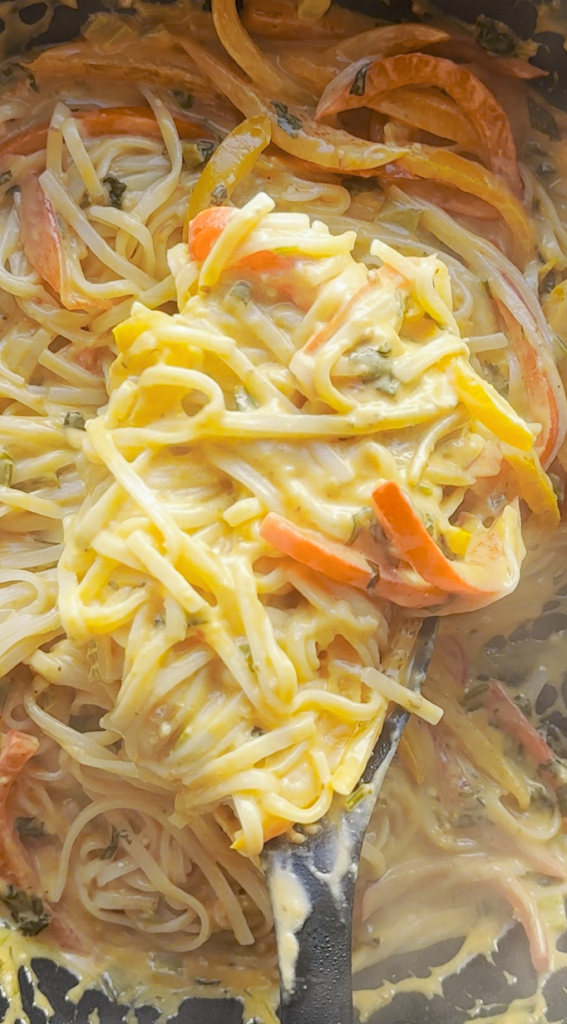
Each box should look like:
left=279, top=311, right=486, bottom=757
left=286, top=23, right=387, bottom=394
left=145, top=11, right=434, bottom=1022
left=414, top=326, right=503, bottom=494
left=19, top=174, right=108, bottom=311
left=240, top=0, right=372, bottom=40
left=187, top=115, right=271, bottom=223
left=188, top=206, right=292, bottom=276
left=496, top=298, right=562, bottom=468
left=0, top=106, right=214, bottom=162
left=376, top=149, right=534, bottom=268
left=371, top=480, right=523, bottom=597
left=315, top=53, right=522, bottom=195
left=260, top=511, right=446, bottom=608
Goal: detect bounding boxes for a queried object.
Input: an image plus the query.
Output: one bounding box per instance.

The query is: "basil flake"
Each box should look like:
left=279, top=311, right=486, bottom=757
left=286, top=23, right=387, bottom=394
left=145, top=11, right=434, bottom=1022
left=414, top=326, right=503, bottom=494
left=100, top=825, right=131, bottom=860
left=475, top=15, right=516, bottom=57
left=349, top=64, right=368, bottom=98
left=272, top=101, right=302, bottom=139
left=103, top=175, right=127, bottom=209
left=1, top=886, right=50, bottom=936
left=16, top=816, right=48, bottom=838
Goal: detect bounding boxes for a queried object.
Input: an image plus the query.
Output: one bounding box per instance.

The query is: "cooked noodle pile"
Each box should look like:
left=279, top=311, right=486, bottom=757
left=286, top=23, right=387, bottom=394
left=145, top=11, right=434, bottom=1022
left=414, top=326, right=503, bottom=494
left=0, top=2, right=566, bottom=1016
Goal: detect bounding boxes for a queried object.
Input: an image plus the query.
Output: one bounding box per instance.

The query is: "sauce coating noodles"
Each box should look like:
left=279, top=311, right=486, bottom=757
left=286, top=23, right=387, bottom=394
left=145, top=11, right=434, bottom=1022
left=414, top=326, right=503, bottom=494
left=0, top=2, right=565, bottom=1021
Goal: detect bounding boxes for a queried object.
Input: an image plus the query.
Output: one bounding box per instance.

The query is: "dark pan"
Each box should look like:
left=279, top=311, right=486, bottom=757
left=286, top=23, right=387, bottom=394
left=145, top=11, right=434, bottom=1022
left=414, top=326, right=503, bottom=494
left=2, top=0, right=567, bottom=1021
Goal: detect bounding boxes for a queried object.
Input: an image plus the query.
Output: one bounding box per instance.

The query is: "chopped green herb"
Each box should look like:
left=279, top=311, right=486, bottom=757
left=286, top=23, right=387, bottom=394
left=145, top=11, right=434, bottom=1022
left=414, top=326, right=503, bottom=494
left=0, top=170, right=11, bottom=187
left=237, top=637, right=253, bottom=669
left=527, top=95, right=560, bottom=142
left=227, top=281, right=252, bottom=305
left=171, top=89, right=194, bottom=110
left=234, top=386, right=258, bottom=411
left=100, top=825, right=131, bottom=860
left=0, top=452, right=13, bottom=487
left=182, top=140, right=216, bottom=171
left=210, top=182, right=228, bottom=206
left=64, top=411, right=85, bottom=430
left=373, top=372, right=400, bottom=395
left=475, top=15, right=516, bottom=57
left=346, top=782, right=372, bottom=810
left=103, top=175, right=127, bottom=209
left=16, top=817, right=48, bottom=839
left=1, top=886, right=50, bottom=936
left=549, top=472, right=565, bottom=505
left=462, top=681, right=489, bottom=710
left=348, top=507, right=373, bottom=546
left=349, top=63, right=368, bottom=97
left=272, top=101, right=302, bottom=139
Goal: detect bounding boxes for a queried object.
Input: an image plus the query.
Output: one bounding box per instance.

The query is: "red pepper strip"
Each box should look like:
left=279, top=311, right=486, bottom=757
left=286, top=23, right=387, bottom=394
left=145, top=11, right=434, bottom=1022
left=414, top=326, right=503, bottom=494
left=260, top=511, right=446, bottom=608
left=484, top=682, right=553, bottom=765
left=19, top=174, right=95, bottom=311
left=19, top=174, right=63, bottom=296
left=0, top=730, right=40, bottom=892
left=0, top=106, right=214, bottom=162
left=315, top=52, right=522, bottom=195
left=496, top=297, right=561, bottom=469
left=484, top=680, right=567, bottom=819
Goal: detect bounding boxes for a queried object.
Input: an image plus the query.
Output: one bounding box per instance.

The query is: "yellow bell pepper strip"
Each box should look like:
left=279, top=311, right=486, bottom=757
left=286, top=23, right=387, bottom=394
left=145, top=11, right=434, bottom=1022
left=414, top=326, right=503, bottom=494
left=371, top=480, right=524, bottom=597
left=505, top=452, right=560, bottom=526
left=187, top=115, right=271, bottom=223
left=496, top=297, right=562, bottom=468
left=315, top=52, right=522, bottom=195
left=374, top=149, right=534, bottom=269
left=260, top=512, right=446, bottom=608
left=451, top=359, right=535, bottom=452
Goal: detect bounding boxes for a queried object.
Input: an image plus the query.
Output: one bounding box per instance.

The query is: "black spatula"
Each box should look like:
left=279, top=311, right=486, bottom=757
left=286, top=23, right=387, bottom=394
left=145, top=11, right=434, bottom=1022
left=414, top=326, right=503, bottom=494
left=262, top=616, right=438, bottom=1024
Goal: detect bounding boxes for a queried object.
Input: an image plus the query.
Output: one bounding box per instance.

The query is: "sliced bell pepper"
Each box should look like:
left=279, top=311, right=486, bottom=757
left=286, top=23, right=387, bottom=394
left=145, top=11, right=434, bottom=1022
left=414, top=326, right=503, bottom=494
left=260, top=511, right=446, bottom=608
left=496, top=298, right=562, bottom=468
left=315, top=52, right=522, bottom=195
left=372, top=480, right=523, bottom=597
left=0, top=106, right=215, bottom=162
left=505, top=452, right=560, bottom=526
left=187, top=115, right=271, bottom=223
left=451, top=360, right=535, bottom=452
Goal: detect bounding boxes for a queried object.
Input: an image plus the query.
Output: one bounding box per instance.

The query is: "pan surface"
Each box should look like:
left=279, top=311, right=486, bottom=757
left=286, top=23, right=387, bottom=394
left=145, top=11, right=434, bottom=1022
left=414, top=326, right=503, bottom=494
left=2, top=0, right=567, bottom=1021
